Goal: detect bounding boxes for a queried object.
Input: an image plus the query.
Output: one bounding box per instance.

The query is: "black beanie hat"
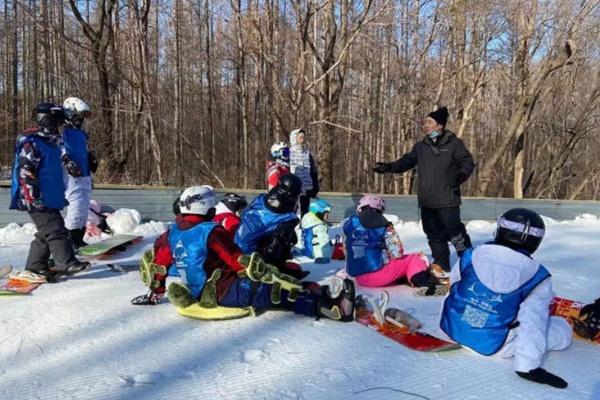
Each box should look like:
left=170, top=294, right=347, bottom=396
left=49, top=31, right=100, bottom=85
left=428, top=107, right=449, bottom=127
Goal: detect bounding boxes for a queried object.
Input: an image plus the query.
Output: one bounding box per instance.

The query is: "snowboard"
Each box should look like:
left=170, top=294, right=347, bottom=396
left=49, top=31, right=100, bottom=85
left=0, top=278, right=40, bottom=295
left=78, top=234, right=143, bottom=257
left=550, top=296, right=600, bottom=345
left=355, top=300, right=460, bottom=352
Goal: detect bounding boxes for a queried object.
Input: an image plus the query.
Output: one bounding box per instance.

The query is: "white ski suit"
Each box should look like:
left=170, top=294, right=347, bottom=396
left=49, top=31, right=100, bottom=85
left=446, top=244, right=572, bottom=372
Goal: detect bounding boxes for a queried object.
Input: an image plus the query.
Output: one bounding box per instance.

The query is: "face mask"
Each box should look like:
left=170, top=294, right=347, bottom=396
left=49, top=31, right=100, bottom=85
left=429, top=131, right=440, bottom=139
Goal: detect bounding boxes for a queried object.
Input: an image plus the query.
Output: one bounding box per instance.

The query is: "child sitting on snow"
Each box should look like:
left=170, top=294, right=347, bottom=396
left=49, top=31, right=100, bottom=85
left=213, top=193, right=247, bottom=237
left=301, top=199, right=333, bottom=264
left=344, top=194, right=447, bottom=296
left=235, top=174, right=308, bottom=280
left=131, top=185, right=355, bottom=323
left=440, top=208, right=572, bottom=389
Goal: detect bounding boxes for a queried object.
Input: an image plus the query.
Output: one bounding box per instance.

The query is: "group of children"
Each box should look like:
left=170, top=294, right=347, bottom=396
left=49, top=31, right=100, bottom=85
left=132, top=183, right=587, bottom=389
left=9, top=102, right=600, bottom=390
left=10, top=99, right=95, bottom=283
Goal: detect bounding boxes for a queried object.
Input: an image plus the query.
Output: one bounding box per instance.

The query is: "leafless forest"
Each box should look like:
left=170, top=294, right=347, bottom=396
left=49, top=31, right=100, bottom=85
left=0, top=0, right=599, bottom=199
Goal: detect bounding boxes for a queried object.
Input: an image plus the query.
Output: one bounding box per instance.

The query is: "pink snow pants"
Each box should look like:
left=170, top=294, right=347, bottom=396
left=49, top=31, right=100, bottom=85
left=355, top=253, right=428, bottom=288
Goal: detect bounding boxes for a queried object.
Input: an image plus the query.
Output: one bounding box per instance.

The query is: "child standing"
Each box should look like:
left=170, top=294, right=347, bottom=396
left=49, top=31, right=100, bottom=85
left=10, top=102, right=89, bottom=282
left=61, top=97, right=96, bottom=248
left=266, top=142, right=290, bottom=190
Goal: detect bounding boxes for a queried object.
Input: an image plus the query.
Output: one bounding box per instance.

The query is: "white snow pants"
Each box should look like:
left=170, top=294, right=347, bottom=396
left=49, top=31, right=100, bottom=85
left=63, top=175, right=93, bottom=230
left=496, top=316, right=572, bottom=372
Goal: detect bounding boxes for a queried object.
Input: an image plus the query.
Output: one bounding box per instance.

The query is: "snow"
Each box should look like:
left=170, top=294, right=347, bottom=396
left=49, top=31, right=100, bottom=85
left=1, top=215, right=600, bottom=400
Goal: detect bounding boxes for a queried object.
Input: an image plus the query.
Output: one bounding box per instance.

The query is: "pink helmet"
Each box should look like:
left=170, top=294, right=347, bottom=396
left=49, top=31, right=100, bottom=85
left=357, top=194, right=385, bottom=212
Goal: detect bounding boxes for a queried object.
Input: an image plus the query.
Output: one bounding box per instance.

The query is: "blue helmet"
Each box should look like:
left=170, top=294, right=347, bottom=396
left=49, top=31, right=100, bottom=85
left=309, top=199, right=332, bottom=215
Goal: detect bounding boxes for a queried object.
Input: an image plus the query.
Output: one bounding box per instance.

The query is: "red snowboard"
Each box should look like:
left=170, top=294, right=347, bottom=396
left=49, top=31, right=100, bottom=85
left=355, top=307, right=460, bottom=352
left=0, top=278, right=40, bottom=295
left=550, top=296, right=600, bottom=344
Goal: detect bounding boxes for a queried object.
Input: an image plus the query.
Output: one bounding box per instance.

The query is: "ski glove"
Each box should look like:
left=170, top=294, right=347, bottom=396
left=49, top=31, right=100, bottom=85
left=372, top=162, right=390, bottom=174
left=455, top=172, right=468, bottom=186
left=516, top=368, right=568, bottom=389
left=131, top=290, right=164, bottom=305
left=88, top=151, right=99, bottom=173
left=62, top=154, right=82, bottom=177
left=575, top=298, right=600, bottom=341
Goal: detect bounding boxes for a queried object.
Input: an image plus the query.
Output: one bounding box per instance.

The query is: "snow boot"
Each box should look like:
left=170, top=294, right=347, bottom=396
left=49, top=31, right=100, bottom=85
left=18, top=269, right=58, bottom=284
left=411, top=270, right=449, bottom=296
left=318, top=277, right=356, bottom=322
left=50, top=261, right=90, bottom=276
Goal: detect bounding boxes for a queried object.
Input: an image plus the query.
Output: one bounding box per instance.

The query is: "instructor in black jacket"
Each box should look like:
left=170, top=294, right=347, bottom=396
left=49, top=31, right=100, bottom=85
left=373, top=107, right=475, bottom=272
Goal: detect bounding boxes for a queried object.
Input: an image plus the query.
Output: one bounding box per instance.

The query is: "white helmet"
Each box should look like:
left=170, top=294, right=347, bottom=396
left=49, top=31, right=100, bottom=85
left=270, top=142, right=290, bottom=161
left=179, top=185, right=217, bottom=215
left=63, top=97, right=91, bottom=127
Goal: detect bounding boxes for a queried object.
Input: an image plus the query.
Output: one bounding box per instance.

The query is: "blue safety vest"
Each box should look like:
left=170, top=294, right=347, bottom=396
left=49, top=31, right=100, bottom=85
left=343, top=215, right=387, bottom=277
left=62, top=127, right=90, bottom=177
left=167, top=222, right=218, bottom=299
left=440, top=247, right=551, bottom=355
left=234, top=194, right=297, bottom=253
left=10, top=133, right=65, bottom=210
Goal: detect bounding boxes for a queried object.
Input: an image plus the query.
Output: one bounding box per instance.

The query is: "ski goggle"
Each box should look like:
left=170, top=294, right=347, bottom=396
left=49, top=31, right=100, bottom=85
left=274, top=148, right=290, bottom=159
left=497, top=217, right=545, bottom=239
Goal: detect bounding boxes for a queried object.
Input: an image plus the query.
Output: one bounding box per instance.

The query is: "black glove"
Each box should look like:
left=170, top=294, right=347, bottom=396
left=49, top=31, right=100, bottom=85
left=88, top=151, right=99, bottom=173
left=455, top=172, right=468, bottom=185
left=131, top=291, right=164, bottom=305
left=516, top=368, right=568, bottom=389
left=373, top=162, right=390, bottom=174
left=62, top=155, right=82, bottom=177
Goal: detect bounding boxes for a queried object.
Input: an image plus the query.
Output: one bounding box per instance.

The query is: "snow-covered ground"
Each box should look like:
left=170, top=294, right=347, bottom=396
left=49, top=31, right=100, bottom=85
left=1, top=215, right=599, bottom=400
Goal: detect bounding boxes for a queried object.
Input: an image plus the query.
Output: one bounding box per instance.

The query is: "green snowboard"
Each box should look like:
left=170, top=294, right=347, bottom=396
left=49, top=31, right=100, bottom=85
left=78, top=234, right=143, bottom=257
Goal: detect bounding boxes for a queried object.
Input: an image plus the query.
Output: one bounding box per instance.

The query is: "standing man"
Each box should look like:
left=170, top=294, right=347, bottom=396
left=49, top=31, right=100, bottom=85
left=373, top=107, right=475, bottom=272
left=61, top=97, right=96, bottom=248
left=289, top=128, right=319, bottom=217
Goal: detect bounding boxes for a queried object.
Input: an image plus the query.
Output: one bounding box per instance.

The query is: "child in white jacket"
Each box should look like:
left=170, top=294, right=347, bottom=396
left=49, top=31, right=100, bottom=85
left=440, top=208, right=572, bottom=389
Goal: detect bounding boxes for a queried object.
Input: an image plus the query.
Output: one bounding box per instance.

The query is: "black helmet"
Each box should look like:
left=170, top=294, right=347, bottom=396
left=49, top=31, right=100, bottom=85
left=275, top=173, right=303, bottom=199
left=495, top=208, right=545, bottom=254
left=32, top=102, right=65, bottom=132
left=221, top=193, right=248, bottom=213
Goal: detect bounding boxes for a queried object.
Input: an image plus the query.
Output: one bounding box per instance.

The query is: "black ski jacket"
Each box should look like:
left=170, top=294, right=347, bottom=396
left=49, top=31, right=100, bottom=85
left=387, top=130, right=474, bottom=209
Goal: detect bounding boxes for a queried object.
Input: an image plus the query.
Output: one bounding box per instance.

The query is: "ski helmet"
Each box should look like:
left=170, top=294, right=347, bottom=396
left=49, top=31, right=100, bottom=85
left=270, top=142, right=290, bottom=161
left=275, top=173, right=303, bottom=199
left=63, top=97, right=91, bottom=128
left=309, top=199, right=332, bottom=215
left=32, top=102, right=65, bottom=134
left=221, top=193, right=248, bottom=213
left=495, top=208, right=545, bottom=254
left=179, top=185, right=217, bottom=215
left=357, top=194, right=385, bottom=212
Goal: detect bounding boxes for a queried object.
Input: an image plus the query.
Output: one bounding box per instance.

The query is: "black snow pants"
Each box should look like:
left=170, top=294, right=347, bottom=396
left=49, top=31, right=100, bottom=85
left=26, top=210, right=78, bottom=272
left=420, top=206, right=471, bottom=272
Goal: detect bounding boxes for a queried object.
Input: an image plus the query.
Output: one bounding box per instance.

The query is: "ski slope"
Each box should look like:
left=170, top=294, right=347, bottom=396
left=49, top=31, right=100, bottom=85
left=1, top=215, right=599, bottom=400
